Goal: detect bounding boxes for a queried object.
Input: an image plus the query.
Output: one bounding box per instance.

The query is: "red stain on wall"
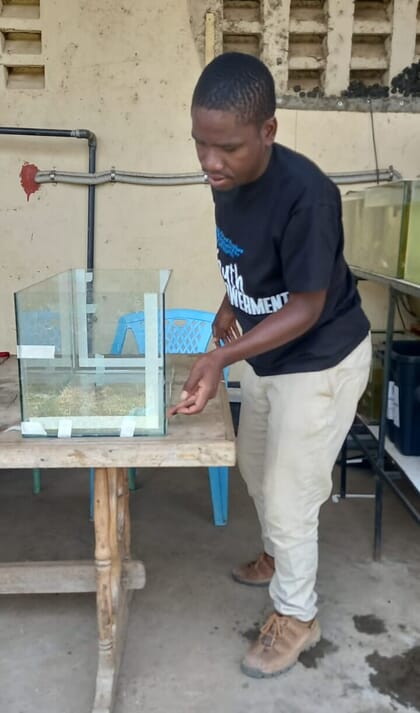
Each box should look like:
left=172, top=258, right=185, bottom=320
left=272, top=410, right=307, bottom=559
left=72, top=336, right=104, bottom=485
left=20, top=162, right=41, bottom=201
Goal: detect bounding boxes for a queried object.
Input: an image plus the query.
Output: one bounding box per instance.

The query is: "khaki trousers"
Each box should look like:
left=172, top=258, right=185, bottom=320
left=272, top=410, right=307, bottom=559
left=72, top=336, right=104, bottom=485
left=237, top=334, right=372, bottom=621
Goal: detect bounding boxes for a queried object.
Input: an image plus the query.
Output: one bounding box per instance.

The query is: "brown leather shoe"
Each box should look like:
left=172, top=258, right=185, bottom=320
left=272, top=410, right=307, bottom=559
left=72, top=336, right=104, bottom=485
left=232, top=552, right=275, bottom=587
left=241, top=612, right=321, bottom=678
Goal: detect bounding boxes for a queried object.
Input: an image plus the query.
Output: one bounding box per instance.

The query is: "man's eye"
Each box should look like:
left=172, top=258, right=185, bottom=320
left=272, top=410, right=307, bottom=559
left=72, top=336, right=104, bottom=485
left=223, top=146, right=237, bottom=153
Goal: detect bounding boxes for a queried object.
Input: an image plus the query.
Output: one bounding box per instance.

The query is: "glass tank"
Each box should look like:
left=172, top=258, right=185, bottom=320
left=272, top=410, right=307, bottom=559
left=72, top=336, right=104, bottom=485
left=405, top=181, right=420, bottom=283
left=14, top=268, right=172, bottom=437
left=342, top=180, right=420, bottom=284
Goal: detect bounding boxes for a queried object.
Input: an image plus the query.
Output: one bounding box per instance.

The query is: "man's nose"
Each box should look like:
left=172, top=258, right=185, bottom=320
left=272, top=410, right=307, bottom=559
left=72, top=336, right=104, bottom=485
left=201, top=148, right=224, bottom=174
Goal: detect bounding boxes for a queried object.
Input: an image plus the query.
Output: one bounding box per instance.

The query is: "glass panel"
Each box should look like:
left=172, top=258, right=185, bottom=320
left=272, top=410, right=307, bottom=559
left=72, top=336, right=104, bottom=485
left=360, top=182, right=405, bottom=277
left=358, top=331, right=385, bottom=424
left=343, top=181, right=420, bottom=284
left=342, top=191, right=364, bottom=266
left=14, top=268, right=172, bottom=437
left=342, top=183, right=406, bottom=277
left=405, top=181, right=420, bottom=285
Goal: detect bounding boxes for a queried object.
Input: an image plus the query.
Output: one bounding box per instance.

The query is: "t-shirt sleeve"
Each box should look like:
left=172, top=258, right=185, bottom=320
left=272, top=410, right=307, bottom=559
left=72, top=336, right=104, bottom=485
left=280, top=202, right=341, bottom=292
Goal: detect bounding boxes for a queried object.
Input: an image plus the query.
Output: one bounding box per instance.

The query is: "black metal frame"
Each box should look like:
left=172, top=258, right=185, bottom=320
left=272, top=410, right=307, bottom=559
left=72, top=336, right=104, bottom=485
left=340, top=270, right=420, bottom=559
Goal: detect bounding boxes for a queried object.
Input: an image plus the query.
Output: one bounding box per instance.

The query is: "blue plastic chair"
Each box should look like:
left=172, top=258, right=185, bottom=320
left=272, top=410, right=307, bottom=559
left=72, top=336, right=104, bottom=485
left=89, top=309, right=230, bottom=526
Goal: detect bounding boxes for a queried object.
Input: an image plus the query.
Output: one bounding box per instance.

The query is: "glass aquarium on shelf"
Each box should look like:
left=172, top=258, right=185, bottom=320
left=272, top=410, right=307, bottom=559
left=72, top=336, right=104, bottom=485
left=404, top=181, right=420, bottom=283
left=342, top=180, right=420, bottom=284
left=14, top=268, right=172, bottom=437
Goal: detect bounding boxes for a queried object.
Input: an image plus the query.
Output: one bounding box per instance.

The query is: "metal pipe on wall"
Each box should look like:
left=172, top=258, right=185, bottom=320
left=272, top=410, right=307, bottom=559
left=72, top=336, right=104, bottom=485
left=0, top=127, right=97, bottom=269
left=36, top=169, right=206, bottom=186
left=328, top=167, right=402, bottom=184
left=34, top=165, right=401, bottom=187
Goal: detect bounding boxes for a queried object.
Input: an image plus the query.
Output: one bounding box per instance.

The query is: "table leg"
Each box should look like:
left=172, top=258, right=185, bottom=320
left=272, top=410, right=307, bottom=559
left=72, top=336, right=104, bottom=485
left=92, top=467, right=133, bottom=713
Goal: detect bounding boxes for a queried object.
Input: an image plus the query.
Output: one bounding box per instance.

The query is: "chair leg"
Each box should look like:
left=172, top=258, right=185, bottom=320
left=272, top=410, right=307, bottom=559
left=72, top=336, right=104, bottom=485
left=89, top=467, right=95, bottom=521
left=128, top=467, right=137, bottom=491
left=208, top=467, right=229, bottom=526
left=32, top=468, right=41, bottom=495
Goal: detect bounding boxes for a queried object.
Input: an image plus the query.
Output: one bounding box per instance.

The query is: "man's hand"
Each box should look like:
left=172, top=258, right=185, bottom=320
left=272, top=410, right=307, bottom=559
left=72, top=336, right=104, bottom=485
left=213, top=295, right=240, bottom=346
left=168, top=351, right=224, bottom=416
left=168, top=289, right=327, bottom=418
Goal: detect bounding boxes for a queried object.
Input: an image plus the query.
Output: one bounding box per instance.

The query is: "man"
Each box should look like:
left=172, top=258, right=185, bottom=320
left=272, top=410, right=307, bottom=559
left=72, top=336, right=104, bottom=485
left=169, top=52, right=371, bottom=679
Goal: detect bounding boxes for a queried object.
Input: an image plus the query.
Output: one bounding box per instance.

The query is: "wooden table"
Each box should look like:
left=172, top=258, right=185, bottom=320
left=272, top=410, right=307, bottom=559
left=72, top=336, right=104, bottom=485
left=0, top=355, right=236, bottom=713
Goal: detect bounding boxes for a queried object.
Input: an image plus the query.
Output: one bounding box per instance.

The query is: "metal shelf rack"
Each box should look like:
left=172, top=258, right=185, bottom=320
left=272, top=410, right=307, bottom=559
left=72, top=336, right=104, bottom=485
left=340, top=268, right=420, bottom=559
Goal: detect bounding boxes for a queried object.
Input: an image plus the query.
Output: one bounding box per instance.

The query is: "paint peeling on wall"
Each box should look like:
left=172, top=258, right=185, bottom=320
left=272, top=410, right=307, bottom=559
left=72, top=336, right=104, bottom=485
left=19, top=163, right=40, bottom=202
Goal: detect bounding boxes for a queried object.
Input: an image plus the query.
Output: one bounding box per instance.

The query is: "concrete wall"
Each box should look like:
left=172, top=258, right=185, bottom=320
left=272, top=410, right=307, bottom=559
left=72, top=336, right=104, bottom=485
left=1, top=0, right=419, bottom=355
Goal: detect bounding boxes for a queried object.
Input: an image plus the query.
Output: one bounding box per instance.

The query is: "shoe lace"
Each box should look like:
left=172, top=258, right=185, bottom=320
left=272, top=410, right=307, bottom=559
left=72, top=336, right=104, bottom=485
left=251, top=552, right=273, bottom=573
left=252, top=553, right=266, bottom=569
left=260, top=613, right=287, bottom=648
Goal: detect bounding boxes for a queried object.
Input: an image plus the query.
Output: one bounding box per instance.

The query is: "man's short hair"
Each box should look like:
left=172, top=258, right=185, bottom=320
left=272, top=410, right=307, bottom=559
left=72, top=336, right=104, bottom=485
left=191, top=52, right=276, bottom=125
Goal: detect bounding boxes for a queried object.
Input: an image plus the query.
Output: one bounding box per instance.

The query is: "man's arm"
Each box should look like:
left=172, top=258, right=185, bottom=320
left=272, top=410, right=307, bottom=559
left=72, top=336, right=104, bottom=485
left=168, top=289, right=326, bottom=416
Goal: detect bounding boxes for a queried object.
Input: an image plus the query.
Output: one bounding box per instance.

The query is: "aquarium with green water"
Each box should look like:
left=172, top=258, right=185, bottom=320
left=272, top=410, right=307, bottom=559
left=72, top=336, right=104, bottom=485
left=342, top=180, right=420, bottom=284
left=15, top=268, right=172, bottom=437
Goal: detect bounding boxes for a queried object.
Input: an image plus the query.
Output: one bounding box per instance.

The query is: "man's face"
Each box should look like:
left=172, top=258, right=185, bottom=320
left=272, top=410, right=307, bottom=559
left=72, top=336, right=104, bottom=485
left=191, top=106, right=277, bottom=191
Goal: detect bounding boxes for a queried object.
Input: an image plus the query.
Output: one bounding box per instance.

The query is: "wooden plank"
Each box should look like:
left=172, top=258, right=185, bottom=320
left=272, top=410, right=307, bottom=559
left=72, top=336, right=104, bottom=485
left=0, top=560, right=145, bottom=594
left=0, top=356, right=236, bottom=469
left=0, top=434, right=236, bottom=468
left=205, top=11, right=216, bottom=65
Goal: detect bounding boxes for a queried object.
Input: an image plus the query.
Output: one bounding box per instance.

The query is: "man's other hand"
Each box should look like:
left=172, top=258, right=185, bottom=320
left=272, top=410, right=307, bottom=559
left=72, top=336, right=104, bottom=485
left=168, top=352, right=224, bottom=416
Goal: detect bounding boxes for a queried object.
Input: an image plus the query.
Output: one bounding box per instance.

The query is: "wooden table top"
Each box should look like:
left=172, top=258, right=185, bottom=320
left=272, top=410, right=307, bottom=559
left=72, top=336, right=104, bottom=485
left=0, top=356, right=236, bottom=469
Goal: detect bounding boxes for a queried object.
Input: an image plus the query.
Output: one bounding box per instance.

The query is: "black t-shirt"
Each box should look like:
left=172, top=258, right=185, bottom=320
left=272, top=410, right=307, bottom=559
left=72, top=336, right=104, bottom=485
left=213, top=143, right=370, bottom=376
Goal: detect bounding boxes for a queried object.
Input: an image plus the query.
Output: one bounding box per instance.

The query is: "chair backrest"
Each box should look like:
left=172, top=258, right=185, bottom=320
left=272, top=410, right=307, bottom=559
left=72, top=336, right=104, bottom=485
left=111, top=308, right=229, bottom=380
left=164, top=309, right=215, bottom=354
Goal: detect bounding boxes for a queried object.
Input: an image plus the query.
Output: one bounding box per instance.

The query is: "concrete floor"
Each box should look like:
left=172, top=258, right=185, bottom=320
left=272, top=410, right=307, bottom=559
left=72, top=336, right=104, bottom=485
left=0, top=461, right=419, bottom=713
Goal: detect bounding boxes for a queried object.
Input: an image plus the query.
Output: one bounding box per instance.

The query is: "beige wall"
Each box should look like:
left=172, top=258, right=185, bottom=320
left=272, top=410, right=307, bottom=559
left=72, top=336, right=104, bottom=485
left=1, top=0, right=419, bottom=355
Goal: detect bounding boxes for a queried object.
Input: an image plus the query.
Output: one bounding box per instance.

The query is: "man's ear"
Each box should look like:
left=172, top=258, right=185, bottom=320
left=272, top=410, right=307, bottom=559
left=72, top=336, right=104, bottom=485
left=262, top=116, right=277, bottom=146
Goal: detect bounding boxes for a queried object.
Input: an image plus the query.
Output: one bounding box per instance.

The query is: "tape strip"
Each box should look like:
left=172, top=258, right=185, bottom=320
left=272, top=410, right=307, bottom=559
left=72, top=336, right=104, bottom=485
left=57, top=419, right=72, bottom=438
left=120, top=417, right=136, bottom=438
left=21, top=421, right=47, bottom=436
left=17, top=345, right=55, bottom=359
